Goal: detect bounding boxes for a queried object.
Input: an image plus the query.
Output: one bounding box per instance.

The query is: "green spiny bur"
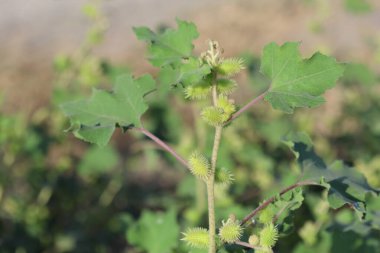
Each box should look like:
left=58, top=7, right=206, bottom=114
left=181, top=227, right=209, bottom=248
left=188, top=151, right=210, bottom=180
left=216, top=79, right=237, bottom=95
left=259, top=223, right=278, bottom=248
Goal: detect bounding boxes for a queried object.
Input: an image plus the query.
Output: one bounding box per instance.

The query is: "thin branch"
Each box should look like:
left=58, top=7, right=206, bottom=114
left=234, top=241, right=257, bottom=249
left=133, top=127, right=189, bottom=169
left=226, top=91, right=267, bottom=124
left=240, top=181, right=320, bottom=225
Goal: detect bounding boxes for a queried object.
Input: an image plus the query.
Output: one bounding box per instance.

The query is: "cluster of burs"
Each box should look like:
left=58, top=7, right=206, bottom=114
left=182, top=41, right=279, bottom=253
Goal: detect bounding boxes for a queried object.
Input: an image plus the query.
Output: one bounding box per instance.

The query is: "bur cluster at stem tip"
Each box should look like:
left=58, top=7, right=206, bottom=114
left=216, top=57, right=245, bottom=77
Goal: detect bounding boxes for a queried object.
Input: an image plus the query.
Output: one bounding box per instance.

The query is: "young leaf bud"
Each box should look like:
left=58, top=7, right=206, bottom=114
left=181, top=227, right=209, bottom=249
left=188, top=151, right=210, bottom=180
left=248, top=234, right=259, bottom=246
left=184, top=81, right=211, bottom=100
left=258, top=206, right=275, bottom=224
left=216, top=58, right=245, bottom=76
left=215, top=167, right=234, bottom=185
left=218, top=217, right=243, bottom=243
left=259, top=224, right=278, bottom=248
left=201, top=106, right=225, bottom=126
left=216, top=79, right=237, bottom=95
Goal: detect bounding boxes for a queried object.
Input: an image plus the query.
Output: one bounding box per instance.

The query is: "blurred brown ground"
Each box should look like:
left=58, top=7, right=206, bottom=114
left=0, top=0, right=379, bottom=115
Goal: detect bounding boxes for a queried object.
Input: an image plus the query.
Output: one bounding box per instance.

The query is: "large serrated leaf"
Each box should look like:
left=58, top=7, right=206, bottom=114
left=134, top=19, right=199, bottom=67
left=261, top=42, right=345, bottom=113
left=61, top=74, right=155, bottom=146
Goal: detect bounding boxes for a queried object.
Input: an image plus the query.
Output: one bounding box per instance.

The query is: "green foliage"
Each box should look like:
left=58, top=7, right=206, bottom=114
left=134, top=19, right=198, bottom=67
left=261, top=42, right=345, bottom=113
left=345, top=0, right=372, bottom=13
left=48, top=10, right=379, bottom=253
left=285, top=133, right=379, bottom=218
left=78, top=146, right=119, bottom=176
left=61, top=74, right=155, bottom=146
left=342, top=63, right=378, bottom=86
left=134, top=19, right=210, bottom=99
left=127, top=209, right=180, bottom=253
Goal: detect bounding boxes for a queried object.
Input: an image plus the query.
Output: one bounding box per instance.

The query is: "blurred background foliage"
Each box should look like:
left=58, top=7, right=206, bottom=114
left=0, top=0, right=380, bottom=252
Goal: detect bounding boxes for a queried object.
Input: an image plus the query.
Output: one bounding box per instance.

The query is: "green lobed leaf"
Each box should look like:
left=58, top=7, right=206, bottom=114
left=127, top=209, right=179, bottom=253
left=134, top=19, right=199, bottom=67
left=285, top=133, right=379, bottom=217
left=61, top=74, right=155, bottom=146
left=261, top=42, right=345, bottom=113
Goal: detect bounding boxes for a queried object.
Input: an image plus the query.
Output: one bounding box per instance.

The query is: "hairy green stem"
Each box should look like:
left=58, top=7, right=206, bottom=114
left=207, top=77, right=222, bottom=253
left=207, top=126, right=222, bottom=253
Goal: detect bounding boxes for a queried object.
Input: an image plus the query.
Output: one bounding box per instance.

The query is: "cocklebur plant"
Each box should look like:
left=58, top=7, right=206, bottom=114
left=61, top=20, right=380, bottom=253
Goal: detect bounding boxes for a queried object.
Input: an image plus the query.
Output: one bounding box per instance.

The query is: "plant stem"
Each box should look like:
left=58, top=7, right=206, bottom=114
left=133, top=127, right=190, bottom=169
left=226, top=91, right=267, bottom=124
left=240, top=181, right=320, bottom=225
left=207, top=76, right=222, bottom=253
left=235, top=241, right=258, bottom=249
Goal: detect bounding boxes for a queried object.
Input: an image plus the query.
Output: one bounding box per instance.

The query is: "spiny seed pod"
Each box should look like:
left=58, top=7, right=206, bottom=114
left=188, top=151, right=210, bottom=180
left=215, top=167, right=234, bottom=185
left=217, top=96, right=236, bottom=118
left=216, top=58, right=245, bottom=76
left=217, top=79, right=237, bottom=95
left=181, top=227, right=209, bottom=249
left=259, top=224, right=278, bottom=248
left=248, top=234, right=259, bottom=246
left=184, top=81, right=211, bottom=100
left=258, top=206, right=275, bottom=224
left=218, top=217, right=243, bottom=243
left=201, top=106, right=225, bottom=126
